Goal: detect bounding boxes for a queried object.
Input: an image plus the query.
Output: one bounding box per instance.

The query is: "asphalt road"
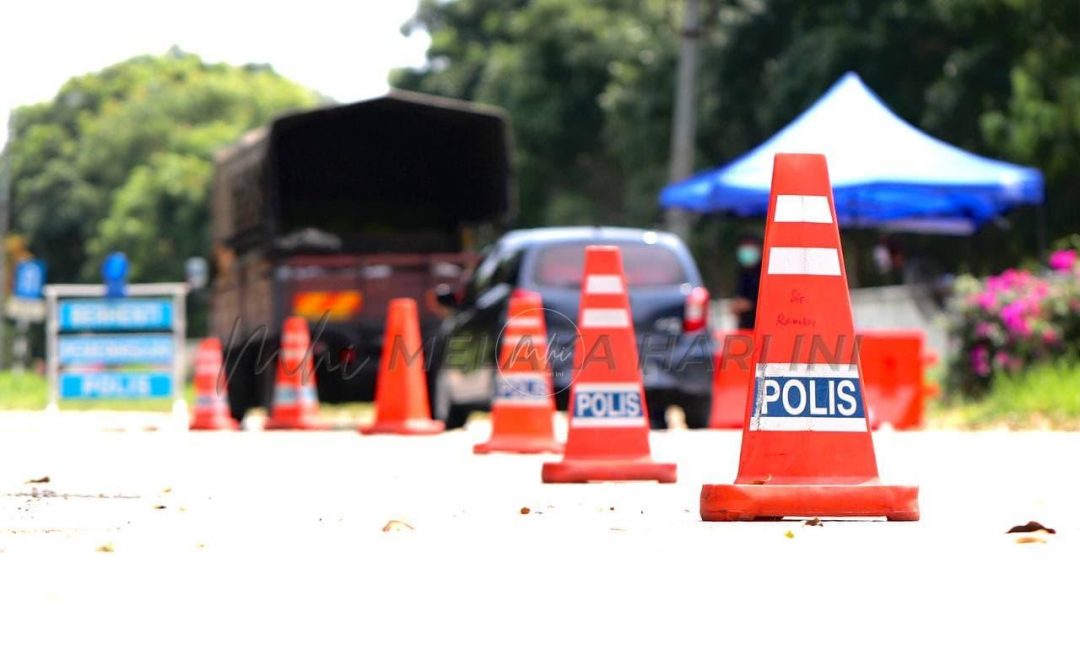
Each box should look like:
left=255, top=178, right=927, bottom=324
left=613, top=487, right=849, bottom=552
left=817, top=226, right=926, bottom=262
left=1, top=414, right=1077, bottom=654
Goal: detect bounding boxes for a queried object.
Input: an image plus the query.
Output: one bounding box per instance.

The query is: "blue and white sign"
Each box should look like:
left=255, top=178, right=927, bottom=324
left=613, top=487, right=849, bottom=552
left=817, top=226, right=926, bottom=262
left=570, top=382, right=645, bottom=427
left=13, top=260, right=46, bottom=299
left=59, top=372, right=173, bottom=399
left=59, top=299, right=173, bottom=332
left=495, top=373, right=551, bottom=406
left=58, top=335, right=174, bottom=366
left=749, top=363, right=866, bottom=432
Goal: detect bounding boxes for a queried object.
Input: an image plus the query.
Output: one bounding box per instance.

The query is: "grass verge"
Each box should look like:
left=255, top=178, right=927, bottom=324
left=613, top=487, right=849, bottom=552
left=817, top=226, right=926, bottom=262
left=931, top=361, right=1080, bottom=430
left=0, top=371, right=195, bottom=412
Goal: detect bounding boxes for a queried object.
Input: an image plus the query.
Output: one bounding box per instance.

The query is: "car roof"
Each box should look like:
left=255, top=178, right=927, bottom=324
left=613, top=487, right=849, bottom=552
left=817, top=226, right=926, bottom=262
left=497, top=226, right=687, bottom=251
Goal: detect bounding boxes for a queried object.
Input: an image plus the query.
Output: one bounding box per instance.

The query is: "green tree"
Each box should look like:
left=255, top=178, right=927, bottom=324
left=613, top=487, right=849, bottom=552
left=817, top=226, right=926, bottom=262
left=395, top=0, right=1080, bottom=284
left=395, top=0, right=678, bottom=228
left=6, top=49, right=317, bottom=283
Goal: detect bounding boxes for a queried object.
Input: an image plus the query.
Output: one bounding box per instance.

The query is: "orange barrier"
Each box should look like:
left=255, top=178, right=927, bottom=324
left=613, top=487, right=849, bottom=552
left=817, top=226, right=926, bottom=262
left=360, top=298, right=444, bottom=435
left=709, top=330, right=937, bottom=430
left=189, top=337, right=239, bottom=431
left=859, top=331, right=938, bottom=430
left=265, top=316, right=329, bottom=430
left=474, top=291, right=562, bottom=454
left=542, top=246, right=676, bottom=483
left=707, top=330, right=754, bottom=428
left=700, top=153, right=918, bottom=521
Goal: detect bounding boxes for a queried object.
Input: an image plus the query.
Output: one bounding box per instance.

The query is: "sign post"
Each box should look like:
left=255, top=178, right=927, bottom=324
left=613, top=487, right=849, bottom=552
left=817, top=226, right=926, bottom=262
left=6, top=259, right=47, bottom=372
left=45, top=283, right=188, bottom=416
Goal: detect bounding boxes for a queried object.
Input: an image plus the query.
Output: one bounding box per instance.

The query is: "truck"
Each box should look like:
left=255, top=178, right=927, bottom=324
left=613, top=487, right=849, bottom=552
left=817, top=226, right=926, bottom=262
left=209, top=90, right=514, bottom=421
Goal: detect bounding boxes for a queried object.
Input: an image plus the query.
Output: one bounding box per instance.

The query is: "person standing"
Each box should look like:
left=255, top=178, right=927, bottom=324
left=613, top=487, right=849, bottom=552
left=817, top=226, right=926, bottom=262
left=730, top=234, right=762, bottom=330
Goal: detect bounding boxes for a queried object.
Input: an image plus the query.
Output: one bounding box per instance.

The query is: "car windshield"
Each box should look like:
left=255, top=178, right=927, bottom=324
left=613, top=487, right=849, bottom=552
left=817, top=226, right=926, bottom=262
left=532, top=242, right=688, bottom=288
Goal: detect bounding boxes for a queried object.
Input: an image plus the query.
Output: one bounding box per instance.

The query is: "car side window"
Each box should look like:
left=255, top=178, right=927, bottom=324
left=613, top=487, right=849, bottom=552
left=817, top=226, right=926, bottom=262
left=491, top=249, right=523, bottom=290
left=464, top=245, right=501, bottom=303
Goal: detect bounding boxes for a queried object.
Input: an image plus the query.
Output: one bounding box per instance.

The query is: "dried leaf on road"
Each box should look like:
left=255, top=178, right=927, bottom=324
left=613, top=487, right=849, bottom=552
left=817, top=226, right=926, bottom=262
left=804, top=517, right=823, bottom=526
left=96, top=543, right=114, bottom=553
left=25, top=476, right=50, bottom=484
left=382, top=520, right=414, bottom=533
left=784, top=530, right=795, bottom=539
left=153, top=505, right=166, bottom=510
left=1006, top=521, right=1056, bottom=535
left=519, top=507, right=531, bottom=515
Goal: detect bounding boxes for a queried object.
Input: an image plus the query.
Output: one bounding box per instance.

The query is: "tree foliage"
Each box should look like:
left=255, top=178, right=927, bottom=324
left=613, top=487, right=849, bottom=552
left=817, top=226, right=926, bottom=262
left=394, top=0, right=1080, bottom=278
left=7, top=49, right=317, bottom=283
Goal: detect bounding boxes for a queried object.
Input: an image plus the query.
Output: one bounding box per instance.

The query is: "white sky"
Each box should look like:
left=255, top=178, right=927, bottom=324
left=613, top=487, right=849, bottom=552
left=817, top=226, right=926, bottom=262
left=0, top=0, right=431, bottom=146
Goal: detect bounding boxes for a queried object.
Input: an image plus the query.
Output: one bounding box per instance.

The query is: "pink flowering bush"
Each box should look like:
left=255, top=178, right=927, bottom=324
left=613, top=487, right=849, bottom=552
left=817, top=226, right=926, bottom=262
left=948, top=247, right=1080, bottom=392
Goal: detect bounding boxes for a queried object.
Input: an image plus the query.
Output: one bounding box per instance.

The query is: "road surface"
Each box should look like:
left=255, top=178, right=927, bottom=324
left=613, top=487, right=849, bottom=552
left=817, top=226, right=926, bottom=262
left=1, top=414, right=1076, bottom=654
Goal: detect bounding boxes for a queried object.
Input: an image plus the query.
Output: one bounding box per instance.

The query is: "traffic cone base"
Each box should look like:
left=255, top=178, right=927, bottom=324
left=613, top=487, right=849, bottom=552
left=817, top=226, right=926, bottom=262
left=190, top=412, right=238, bottom=431
left=264, top=417, right=333, bottom=431
left=701, top=482, right=919, bottom=521
left=542, top=458, right=677, bottom=484
left=361, top=417, right=444, bottom=436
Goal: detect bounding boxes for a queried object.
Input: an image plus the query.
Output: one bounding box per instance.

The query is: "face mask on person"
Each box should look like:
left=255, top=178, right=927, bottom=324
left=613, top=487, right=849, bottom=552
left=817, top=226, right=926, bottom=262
left=736, top=244, right=761, bottom=267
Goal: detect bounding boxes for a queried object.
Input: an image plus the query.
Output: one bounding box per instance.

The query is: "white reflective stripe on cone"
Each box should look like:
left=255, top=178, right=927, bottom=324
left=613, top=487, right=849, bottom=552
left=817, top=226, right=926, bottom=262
left=507, top=316, right=541, bottom=329
left=767, top=247, right=841, bottom=276
left=774, top=195, right=833, bottom=223
left=750, top=416, right=867, bottom=432
left=581, top=308, right=629, bottom=328
left=585, top=275, right=624, bottom=294
left=756, top=363, right=859, bottom=378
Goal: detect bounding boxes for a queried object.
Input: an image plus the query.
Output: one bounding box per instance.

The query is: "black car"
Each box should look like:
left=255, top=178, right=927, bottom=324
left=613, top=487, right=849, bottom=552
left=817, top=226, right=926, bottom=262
left=431, top=227, right=715, bottom=429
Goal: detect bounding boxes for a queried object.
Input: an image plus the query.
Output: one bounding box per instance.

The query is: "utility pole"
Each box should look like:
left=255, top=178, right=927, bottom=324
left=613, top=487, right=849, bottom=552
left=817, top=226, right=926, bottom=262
left=665, top=0, right=702, bottom=243
left=0, top=112, right=12, bottom=370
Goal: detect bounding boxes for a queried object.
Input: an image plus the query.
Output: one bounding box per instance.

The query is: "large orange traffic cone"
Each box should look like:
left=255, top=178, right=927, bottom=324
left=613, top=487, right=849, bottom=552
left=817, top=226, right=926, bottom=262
left=360, top=298, right=444, bottom=435
left=189, top=337, right=239, bottom=430
left=264, top=316, right=328, bottom=430
left=542, top=246, right=676, bottom=483
left=474, top=290, right=562, bottom=454
left=700, top=154, right=918, bottom=520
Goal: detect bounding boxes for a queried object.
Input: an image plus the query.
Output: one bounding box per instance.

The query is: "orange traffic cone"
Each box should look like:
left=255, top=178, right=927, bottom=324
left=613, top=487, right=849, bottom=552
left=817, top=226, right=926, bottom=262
left=189, top=337, right=239, bottom=430
left=542, top=246, right=676, bottom=483
left=474, top=290, right=562, bottom=454
left=700, top=154, right=918, bottom=521
left=264, top=316, right=328, bottom=430
left=360, top=298, right=444, bottom=435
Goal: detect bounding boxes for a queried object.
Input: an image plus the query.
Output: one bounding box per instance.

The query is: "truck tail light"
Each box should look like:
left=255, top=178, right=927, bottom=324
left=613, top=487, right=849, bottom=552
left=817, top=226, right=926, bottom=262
left=683, top=286, right=710, bottom=333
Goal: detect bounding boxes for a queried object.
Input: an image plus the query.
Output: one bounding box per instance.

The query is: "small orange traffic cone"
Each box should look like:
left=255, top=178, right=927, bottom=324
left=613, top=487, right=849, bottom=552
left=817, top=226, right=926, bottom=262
left=264, top=316, right=328, bottom=430
left=700, top=154, right=918, bottom=521
left=542, top=246, right=676, bottom=483
left=360, top=298, right=444, bottom=435
left=474, top=290, right=562, bottom=454
left=189, top=337, right=239, bottom=430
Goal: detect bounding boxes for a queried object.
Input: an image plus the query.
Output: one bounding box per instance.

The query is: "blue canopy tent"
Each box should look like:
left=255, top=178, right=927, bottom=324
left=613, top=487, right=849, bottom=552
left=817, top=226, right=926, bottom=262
left=660, top=72, right=1044, bottom=235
